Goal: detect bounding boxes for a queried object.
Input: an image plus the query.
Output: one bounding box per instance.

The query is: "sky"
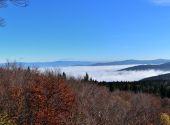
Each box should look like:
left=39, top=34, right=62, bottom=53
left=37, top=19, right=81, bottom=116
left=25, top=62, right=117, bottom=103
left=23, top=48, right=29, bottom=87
left=1, top=0, right=170, bottom=63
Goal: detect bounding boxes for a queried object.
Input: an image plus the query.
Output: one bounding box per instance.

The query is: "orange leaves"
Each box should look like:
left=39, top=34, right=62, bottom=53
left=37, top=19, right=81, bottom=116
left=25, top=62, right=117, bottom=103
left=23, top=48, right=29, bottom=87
left=9, top=86, right=25, bottom=115
left=25, top=74, right=78, bottom=124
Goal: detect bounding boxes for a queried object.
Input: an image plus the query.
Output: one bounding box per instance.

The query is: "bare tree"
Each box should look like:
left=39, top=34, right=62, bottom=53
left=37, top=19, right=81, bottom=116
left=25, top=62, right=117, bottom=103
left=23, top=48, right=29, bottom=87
left=0, top=0, right=30, bottom=27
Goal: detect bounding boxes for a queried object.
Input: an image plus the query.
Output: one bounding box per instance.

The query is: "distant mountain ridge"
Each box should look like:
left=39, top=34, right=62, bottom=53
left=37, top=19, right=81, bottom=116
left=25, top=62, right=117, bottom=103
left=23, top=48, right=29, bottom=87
left=119, top=62, right=170, bottom=71
left=90, top=59, right=170, bottom=66
left=0, top=61, right=95, bottom=68
left=0, top=59, right=170, bottom=68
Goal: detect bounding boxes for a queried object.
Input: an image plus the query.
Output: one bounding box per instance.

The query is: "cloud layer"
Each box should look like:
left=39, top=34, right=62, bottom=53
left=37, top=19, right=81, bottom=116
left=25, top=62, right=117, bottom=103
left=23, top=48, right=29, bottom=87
left=38, top=65, right=170, bottom=82
left=150, top=0, right=170, bottom=5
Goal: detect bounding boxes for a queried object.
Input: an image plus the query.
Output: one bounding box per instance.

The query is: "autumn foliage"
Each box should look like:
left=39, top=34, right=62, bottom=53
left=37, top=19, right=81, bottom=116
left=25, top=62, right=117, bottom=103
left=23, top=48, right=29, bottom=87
left=1, top=61, right=170, bottom=124
left=25, top=74, right=78, bottom=124
left=0, top=61, right=78, bottom=124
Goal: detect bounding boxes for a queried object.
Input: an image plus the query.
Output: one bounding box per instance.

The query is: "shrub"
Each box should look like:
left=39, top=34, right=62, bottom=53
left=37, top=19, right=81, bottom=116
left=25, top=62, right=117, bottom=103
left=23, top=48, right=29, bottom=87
left=0, top=111, right=17, bottom=125
left=160, top=113, right=170, bottom=125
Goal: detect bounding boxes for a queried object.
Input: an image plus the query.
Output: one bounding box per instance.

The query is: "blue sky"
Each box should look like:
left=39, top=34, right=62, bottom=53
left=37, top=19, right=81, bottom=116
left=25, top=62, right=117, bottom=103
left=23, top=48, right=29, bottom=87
left=1, top=0, right=170, bottom=63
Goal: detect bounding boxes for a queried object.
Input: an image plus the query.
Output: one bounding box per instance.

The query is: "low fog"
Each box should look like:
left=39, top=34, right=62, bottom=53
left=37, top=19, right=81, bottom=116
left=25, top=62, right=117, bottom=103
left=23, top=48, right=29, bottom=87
left=38, top=65, right=170, bottom=82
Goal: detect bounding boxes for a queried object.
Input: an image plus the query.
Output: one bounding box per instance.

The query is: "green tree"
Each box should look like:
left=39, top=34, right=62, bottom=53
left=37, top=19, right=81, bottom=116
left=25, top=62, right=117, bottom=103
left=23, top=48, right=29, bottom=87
left=84, top=72, right=89, bottom=82
left=130, top=85, right=133, bottom=91
left=124, top=83, right=129, bottom=91
left=140, top=84, right=144, bottom=93
left=153, top=85, right=159, bottom=95
left=109, top=83, right=115, bottom=92
left=27, top=66, right=30, bottom=72
left=90, top=77, right=92, bottom=81
left=132, top=83, right=138, bottom=94
left=161, top=84, right=168, bottom=98
left=149, top=87, right=153, bottom=94
left=63, top=72, right=66, bottom=79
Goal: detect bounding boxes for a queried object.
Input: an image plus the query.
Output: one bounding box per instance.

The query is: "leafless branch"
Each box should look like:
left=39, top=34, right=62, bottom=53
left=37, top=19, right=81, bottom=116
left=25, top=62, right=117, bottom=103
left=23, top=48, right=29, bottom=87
left=0, top=0, right=8, bottom=8
left=0, top=17, right=6, bottom=27
left=10, top=0, right=30, bottom=7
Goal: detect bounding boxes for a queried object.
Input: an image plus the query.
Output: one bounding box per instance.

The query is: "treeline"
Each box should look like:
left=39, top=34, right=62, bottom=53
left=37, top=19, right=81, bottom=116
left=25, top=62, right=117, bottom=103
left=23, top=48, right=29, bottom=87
left=83, top=72, right=170, bottom=98
left=1, top=62, right=170, bottom=124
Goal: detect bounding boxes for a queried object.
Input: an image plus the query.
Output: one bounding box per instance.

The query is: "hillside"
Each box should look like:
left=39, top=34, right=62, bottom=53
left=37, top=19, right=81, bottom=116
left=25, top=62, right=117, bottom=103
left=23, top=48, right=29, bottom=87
left=90, top=59, right=170, bottom=66
left=140, top=73, right=170, bottom=81
left=1, top=61, right=170, bottom=125
left=119, top=62, right=170, bottom=71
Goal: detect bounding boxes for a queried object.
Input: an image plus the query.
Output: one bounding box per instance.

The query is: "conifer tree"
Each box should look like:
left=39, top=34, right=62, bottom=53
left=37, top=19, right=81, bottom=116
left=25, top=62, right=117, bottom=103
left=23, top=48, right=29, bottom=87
left=132, top=83, right=138, bottom=94
left=109, top=83, right=115, bottom=92
left=27, top=66, right=30, bottom=72
left=140, top=84, right=144, bottom=92
left=130, top=85, right=133, bottom=91
left=168, top=88, right=170, bottom=98
left=160, top=84, right=164, bottom=95
left=84, top=72, right=89, bottom=82
left=149, top=87, right=153, bottom=94
left=153, top=85, right=159, bottom=95
left=124, top=83, right=129, bottom=91
left=90, top=77, right=92, bottom=82
left=63, top=72, right=66, bottom=79
left=161, top=84, right=168, bottom=98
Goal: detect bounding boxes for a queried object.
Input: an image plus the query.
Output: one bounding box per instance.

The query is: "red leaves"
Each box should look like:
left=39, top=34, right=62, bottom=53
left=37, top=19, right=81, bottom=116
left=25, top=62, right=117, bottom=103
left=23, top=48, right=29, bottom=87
left=25, top=74, right=78, bottom=124
left=9, top=86, right=25, bottom=116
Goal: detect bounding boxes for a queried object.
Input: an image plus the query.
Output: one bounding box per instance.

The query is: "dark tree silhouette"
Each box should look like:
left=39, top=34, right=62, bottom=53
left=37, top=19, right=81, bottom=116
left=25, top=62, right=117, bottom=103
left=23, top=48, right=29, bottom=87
left=0, top=0, right=30, bottom=27
left=124, top=83, right=129, bottom=91
left=153, top=85, right=159, bottom=95
left=109, top=82, right=115, bottom=92
left=63, top=72, right=66, bottom=79
left=84, top=72, right=89, bottom=82
left=132, top=83, right=138, bottom=94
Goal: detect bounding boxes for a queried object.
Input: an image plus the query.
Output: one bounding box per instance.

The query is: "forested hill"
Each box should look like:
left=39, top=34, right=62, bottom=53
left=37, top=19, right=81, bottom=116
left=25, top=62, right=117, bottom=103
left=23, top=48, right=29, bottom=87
left=90, top=59, right=170, bottom=66
left=140, top=73, right=170, bottom=81
left=119, top=62, right=170, bottom=71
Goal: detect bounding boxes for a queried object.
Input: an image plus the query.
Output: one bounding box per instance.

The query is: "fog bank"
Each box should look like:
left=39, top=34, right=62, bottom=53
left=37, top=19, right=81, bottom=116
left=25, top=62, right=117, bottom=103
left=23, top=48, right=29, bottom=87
left=38, top=65, right=170, bottom=82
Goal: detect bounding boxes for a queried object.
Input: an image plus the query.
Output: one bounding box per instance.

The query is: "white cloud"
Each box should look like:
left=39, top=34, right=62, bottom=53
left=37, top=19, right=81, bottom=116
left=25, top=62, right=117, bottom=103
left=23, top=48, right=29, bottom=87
left=37, top=65, right=170, bottom=82
left=150, top=0, right=170, bottom=5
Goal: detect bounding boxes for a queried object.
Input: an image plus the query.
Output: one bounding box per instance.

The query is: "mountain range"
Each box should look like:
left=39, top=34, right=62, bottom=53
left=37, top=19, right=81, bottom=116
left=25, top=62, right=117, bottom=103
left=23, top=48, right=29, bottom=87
left=1, top=59, right=170, bottom=68
left=119, top=62, right=170, bottom=71
left=89, top=59, right=170, bottom=66
left=0, top=61, right=95, bottom=68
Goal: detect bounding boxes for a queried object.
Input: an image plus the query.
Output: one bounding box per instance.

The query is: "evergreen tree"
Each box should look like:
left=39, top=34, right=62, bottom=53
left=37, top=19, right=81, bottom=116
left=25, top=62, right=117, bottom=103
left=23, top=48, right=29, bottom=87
left=98, top=82, right=103, bottom=86
left=160, top=84, right=164, bottom=95
left=63, top=72, right=66, bottom=79
left=168, top=88, right=170, bottom=98
left=132, top=83, right=138, bottom=94
left=27, top=66, right=30, bottom=72
left=130, top=85, right=133, bottom=91
left=140, top=84, right=144, bottom=93
left=90, top=77, right=92, bottom=82
left=149, top=88, right=153, bottom=94
left=109, top=83, right=115, bottom=92
left=124, top=83, right=129, bottom=91
left=94, top=80, right=98, bottom=84
left=84, top=72, right=89, bottom=82
left=161, top=84, right=168, bottom=98
left=153, top=85, right=159, bottom=95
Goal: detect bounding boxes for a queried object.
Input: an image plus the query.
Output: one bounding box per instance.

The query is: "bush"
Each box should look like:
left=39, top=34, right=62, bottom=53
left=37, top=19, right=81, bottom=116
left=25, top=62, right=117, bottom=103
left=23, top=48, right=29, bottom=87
left=160, top=113, right=170, bottom=125
left=0, top=111, right=17, bottom=125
